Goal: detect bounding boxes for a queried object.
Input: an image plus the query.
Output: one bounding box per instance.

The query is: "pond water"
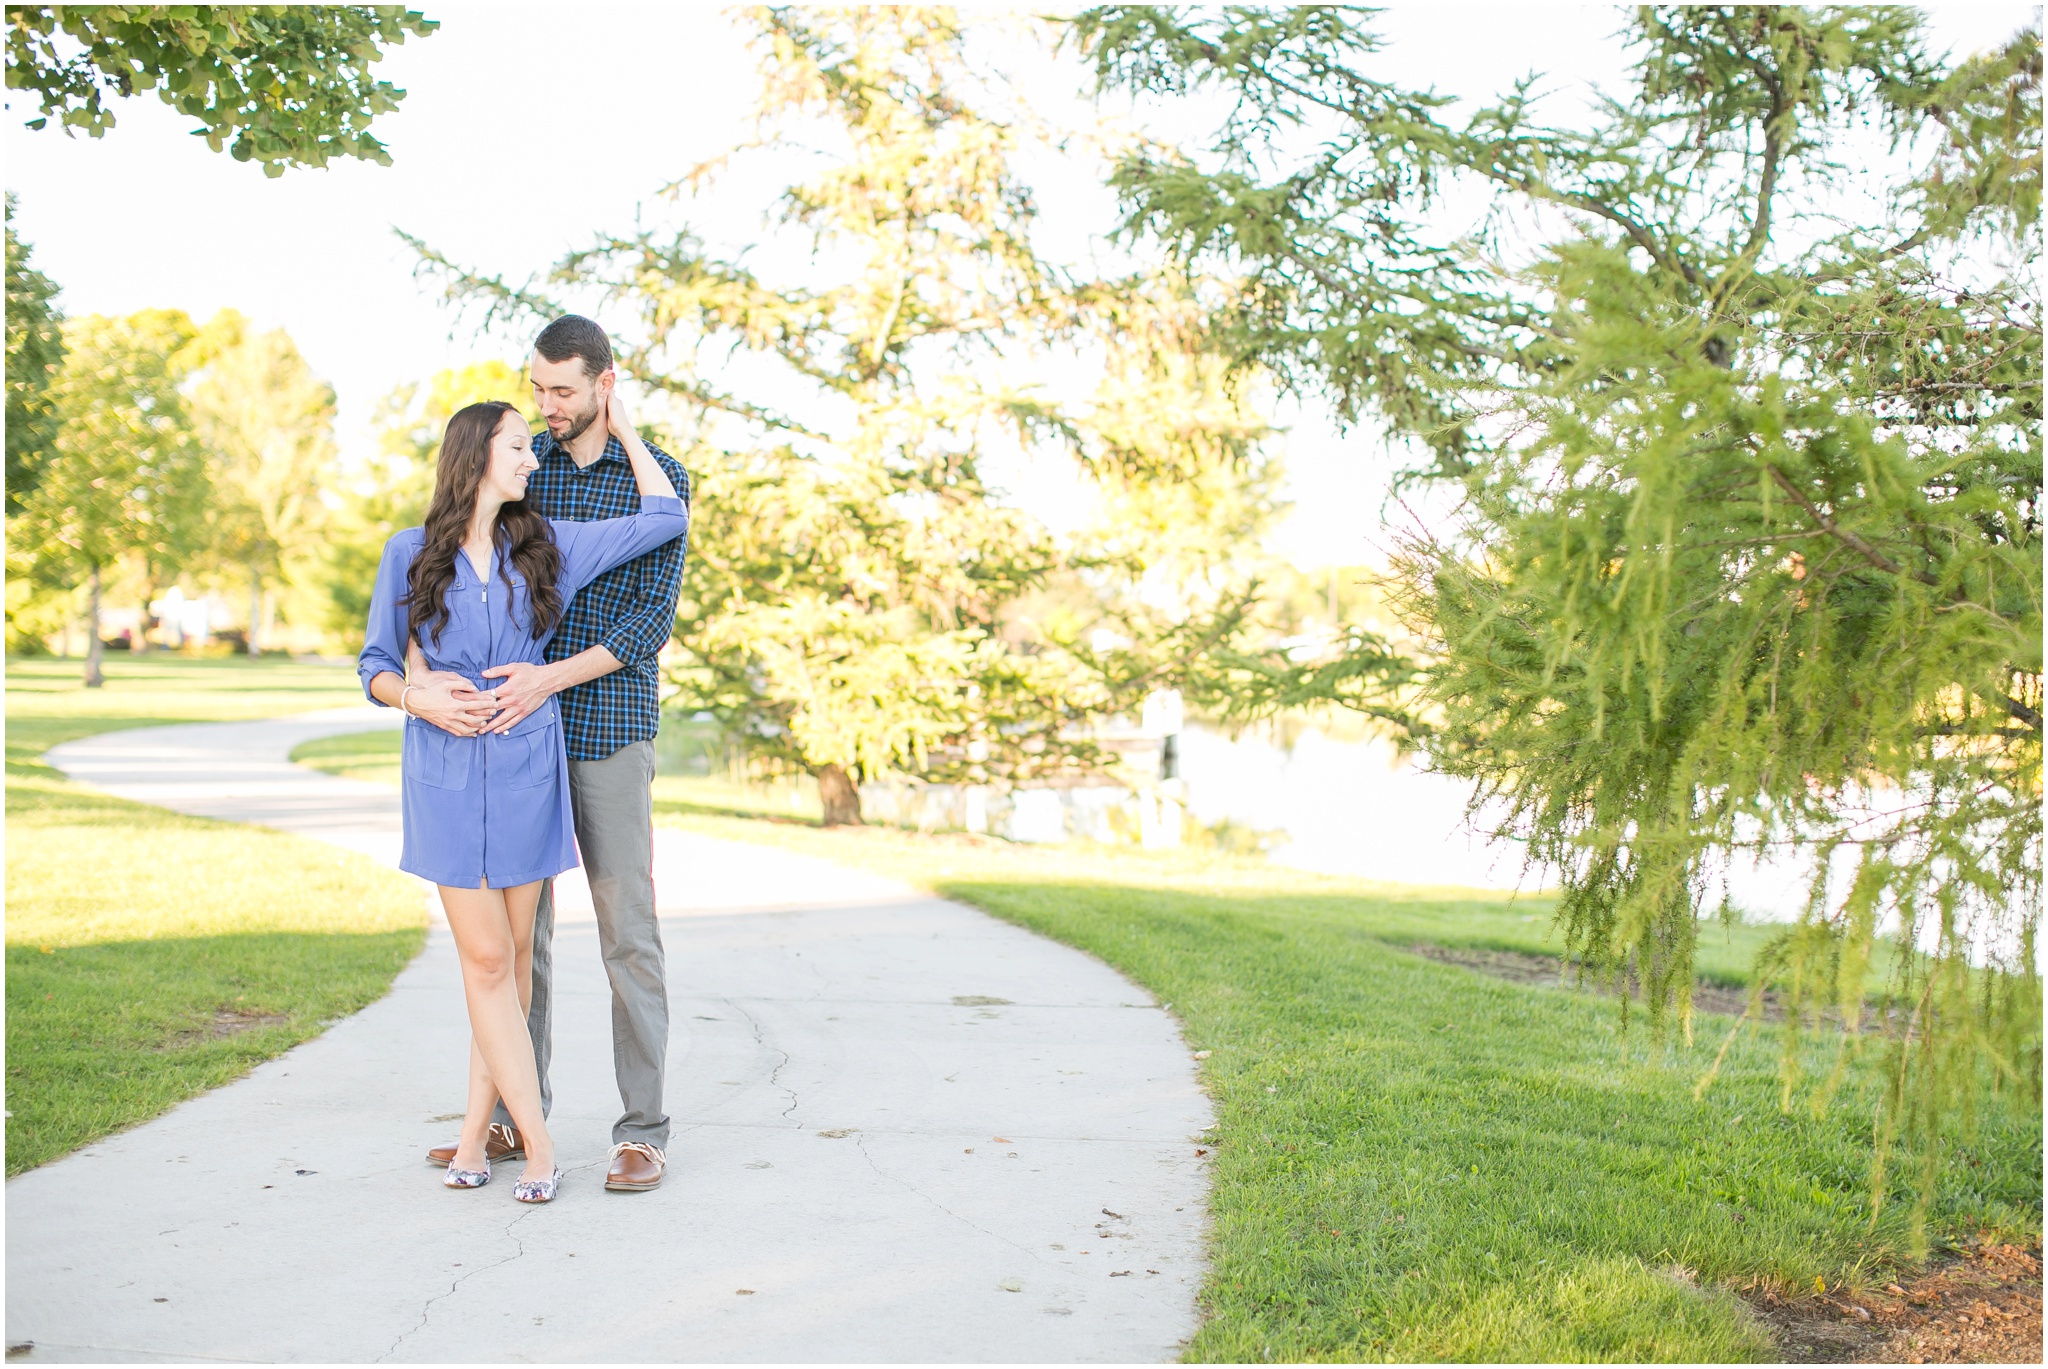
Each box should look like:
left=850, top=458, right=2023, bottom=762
left=1176, top=723, right=1814, bottom=919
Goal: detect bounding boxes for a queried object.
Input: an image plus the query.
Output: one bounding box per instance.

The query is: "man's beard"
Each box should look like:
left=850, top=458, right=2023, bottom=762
left=554, top=400, right=602, bottom=444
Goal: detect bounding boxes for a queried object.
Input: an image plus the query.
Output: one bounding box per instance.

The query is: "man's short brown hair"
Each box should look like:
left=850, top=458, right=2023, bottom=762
left=534, top=315, right=613, bottom=380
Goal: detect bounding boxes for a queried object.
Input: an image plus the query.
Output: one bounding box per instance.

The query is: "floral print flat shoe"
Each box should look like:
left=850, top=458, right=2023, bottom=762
left=513, top=1167, right=562, bottom=1204
left=443, top=1159, right=490, bottom=1189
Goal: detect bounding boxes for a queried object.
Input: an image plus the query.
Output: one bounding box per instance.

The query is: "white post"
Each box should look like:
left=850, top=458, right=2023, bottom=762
left=247, top=570, right=264, bottom=657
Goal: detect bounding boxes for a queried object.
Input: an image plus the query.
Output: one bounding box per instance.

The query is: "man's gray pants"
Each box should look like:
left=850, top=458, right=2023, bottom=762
left=493, top=739, right=670, bottom=1149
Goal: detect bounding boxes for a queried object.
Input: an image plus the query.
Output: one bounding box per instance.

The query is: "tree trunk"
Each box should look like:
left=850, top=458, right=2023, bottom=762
left=816, top=763, right=864, bottom=827
left=135, top=577, right=154, bottom=654
left=84, top=565, right=105, bottom=689
left=247, top=568, right=264, bottom=657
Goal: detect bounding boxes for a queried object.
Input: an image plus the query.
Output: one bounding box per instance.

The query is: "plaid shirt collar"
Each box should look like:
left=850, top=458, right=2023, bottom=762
left=533, top=425, right=626, bottom=471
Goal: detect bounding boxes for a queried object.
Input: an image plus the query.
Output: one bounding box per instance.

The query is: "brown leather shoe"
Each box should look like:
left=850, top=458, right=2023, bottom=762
left=425, top=1122, right=524, bottom=1167
left=606, top=1141, right=665, bottom=1191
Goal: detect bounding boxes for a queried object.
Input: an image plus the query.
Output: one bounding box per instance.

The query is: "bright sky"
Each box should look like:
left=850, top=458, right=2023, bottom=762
left=7, top=3, right=2033, bottom=567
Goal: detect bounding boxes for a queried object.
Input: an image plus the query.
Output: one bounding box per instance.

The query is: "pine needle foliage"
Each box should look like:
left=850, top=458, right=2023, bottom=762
left=408, top=7, right=1308, bottom=821
left=1076, top=4, right=2041, bottom=1222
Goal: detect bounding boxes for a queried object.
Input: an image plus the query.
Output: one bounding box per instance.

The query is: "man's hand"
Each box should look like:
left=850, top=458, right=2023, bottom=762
left=408, top=677, right=500, bottom=737
left=479, top=660, right=562, bottom=734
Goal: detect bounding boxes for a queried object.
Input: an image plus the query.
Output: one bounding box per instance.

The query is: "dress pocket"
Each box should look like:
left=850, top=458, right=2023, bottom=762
left=505, top=719, right=560, bottom=791
left=403, top=722, right=473, bottom=790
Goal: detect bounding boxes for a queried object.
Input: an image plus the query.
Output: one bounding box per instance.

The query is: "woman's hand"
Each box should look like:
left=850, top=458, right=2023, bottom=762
left=410, top=677, right=500, bottom=737
left=604, top=378, right=636, bottom=443
left=604, top=376, right=678, bottom=499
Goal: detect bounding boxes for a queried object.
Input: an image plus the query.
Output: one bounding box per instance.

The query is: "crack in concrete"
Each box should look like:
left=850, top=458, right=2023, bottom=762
left=850, top=1131, right=1053, bottom=1269
left=9, top=1342, right=262, bottom=1365
left=375, top=1204, right=537, bottom=1363
left=724, top=997, right=801, bottom=1124
left=793, top=939, right=830, bottom=1003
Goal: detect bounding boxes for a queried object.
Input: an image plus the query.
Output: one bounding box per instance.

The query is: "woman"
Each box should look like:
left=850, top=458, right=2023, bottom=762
left=358, top=393, right=685, bottom=1203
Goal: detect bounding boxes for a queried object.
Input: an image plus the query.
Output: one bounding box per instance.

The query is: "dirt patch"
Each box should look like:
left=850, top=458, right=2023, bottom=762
left=162, top=1007, right=290, bottom=1047
left=1742, top=1242, right=2042, bottom=1363
left=1407, top=942, right=1776, bottom=1020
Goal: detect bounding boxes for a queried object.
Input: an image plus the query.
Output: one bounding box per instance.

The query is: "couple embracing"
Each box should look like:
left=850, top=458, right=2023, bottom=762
left=357, top=315, right=687, bottom=1204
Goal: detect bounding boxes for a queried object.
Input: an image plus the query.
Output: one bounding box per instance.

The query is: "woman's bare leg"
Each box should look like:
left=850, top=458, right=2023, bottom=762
left=505, top=880, right=541, bottom=1018
left=453, top=1036, right=495, bottom=1170
left=440, top=881, right=556, bottom=1183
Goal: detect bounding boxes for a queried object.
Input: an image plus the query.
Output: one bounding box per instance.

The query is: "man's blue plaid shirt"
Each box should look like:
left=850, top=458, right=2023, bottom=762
left=528, top=428, right=692, bottom=761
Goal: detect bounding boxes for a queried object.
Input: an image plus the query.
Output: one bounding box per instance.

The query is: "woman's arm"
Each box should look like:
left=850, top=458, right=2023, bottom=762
left=546, top=385, right=689, bottom=597
left=549, top=494, right=689, bottom=601
left=357, top=535, right=415, bottom=699
left=355, top=531, right=494, bottom=735
left=607, top=385, right=677, bottom=499
left=367, top=668, right=408, bottom=710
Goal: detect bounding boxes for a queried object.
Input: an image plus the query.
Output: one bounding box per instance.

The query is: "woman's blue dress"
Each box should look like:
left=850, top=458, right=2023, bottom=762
left=357, top=495, right=688, bottom=889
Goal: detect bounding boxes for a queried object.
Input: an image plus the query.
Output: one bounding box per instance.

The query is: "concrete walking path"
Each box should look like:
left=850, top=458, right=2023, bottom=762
left=8, top=708, right=1212, bottom=1363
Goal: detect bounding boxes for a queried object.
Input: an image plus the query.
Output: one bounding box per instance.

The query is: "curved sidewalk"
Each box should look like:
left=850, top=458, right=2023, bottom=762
left=8, top=708, right=1213, bottom=1363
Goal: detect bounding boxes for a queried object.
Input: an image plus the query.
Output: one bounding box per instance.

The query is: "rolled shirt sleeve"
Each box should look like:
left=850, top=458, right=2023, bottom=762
left=357, top=531, right=420, bottom=703
left=596, top=521, right=689, bottom=669
left=527, top=441, right=692, bottom=758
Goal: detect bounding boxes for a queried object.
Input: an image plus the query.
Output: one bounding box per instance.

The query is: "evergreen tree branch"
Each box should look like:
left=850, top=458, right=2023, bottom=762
left=1763, top=461, right=1939, bottom=588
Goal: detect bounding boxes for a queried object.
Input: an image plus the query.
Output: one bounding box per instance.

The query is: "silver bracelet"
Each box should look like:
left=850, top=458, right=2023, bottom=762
left=400, top=683, right=417, bottom=718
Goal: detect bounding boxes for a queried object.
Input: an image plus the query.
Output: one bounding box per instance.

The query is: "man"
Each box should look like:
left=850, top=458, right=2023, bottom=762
left=409, top=315, right=689, bottom=1192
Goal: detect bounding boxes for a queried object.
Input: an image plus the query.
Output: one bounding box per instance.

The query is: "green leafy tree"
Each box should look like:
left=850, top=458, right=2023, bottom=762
left=1077, top=5, right=2041, bottom=1220
left=415, top=7, right=1289, bottom=825
left=6, top=4, right=437, bottom=175
left=10, top=309, right=214, bottom=683
left=5, top=191, right=63, bottom=517
left=185, top=311, right=338, bottom=654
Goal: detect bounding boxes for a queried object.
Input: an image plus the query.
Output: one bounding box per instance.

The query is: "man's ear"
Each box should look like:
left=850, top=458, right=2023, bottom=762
left=597, top=368, right=616, bottom=397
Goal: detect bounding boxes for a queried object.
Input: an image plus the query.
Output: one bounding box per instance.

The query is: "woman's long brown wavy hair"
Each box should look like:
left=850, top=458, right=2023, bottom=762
left=404, top=401, right=563, bottom=648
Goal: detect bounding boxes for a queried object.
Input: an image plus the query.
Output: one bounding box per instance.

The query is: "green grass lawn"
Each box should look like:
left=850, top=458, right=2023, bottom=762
left=297, top=725, right=2042, bottom=1362
left=5, top=655, right=428, bottom=1175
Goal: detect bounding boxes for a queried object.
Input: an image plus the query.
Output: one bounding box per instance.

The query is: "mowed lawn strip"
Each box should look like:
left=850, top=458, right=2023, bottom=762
left=297, top=732, right=2043, bottom=1362
left=6, top=657, right=428, bottom=1175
